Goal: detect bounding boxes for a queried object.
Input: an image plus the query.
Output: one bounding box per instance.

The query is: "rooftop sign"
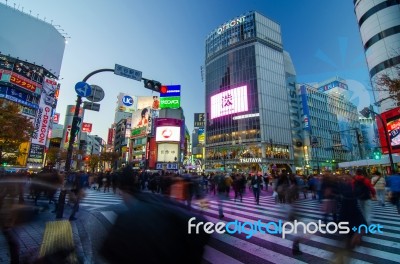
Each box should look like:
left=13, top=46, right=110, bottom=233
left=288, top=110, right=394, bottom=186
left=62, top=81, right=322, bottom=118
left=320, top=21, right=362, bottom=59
left=217, top=16, right=246, bottom=34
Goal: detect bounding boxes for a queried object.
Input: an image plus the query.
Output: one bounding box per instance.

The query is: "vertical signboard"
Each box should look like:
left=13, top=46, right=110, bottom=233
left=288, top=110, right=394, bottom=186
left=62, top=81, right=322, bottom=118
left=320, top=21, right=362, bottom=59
left=31, top=77, right=57, bottom=146
left=194, top=113, right=205, bottom=128
left=107, top=128, right=114, bottom=145
left=300, top=85, right=311, bottom=132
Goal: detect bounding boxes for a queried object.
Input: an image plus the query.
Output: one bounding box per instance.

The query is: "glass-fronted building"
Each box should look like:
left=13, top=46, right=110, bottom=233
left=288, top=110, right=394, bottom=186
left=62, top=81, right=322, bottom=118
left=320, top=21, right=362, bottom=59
left=300, top=78, right=362, bottom=173
left=204, top=11, right=295, bottom=174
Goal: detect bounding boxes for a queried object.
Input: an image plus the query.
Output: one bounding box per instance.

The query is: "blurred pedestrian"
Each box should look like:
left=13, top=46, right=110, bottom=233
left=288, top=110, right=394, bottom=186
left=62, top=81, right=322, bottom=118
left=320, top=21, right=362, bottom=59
left=69, top=172, right=85, bottom=221
left=371, top=171, right=385, bottom=206
left=251, top=175, right=262, bottom=205
left=386, top=173, right=400, bottom=214
left=353, top=168, right=375, bottom=224
left=100, top=164, right=210, bottom=264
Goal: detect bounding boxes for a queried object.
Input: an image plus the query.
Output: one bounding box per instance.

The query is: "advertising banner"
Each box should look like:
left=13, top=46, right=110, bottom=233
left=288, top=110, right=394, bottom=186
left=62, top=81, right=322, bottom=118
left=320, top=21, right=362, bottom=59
left=160, top=85, right=181, bottom=97
left=53, top=113, right=60, bottom=124
left=388, top=117, right=400, bottom=149
left=132, top=107, right=150, bottom=129
left=300, top=85, right=311, bottom=132
left=28, top=143, right=45, bottom=161
left=131, top=127, right=147, bottom=138
left=82, top=122, right=93, bottom=133
left=0, top=69, right=11, bottom=83
left=31, top=77, right=58, bottom=146
left=318, top=80, right=348, bottom=92
left=194, top=113, right=205, bottom=128
left=210, top=85, right=248, bottom=119
left=378, top=107, right=400, bottom=154
left=116, top=93, right=138, bottom=113
left=156, top=126, right=181, bottom=142
left=107, top=128, right=114, bottom=145
left=137, top=96, right=156, bottom=110
left=0, top=55, right=15, bottom=70
left=160, top=96, right=181, bottom=109
left=338, top=116, right=353, bottom=151
left=157, top=143, right=179, bottom=162
left=198, top=128, right=205, bottom=144
left=13, top=60, right=45, bottom=85
left=0, top=85, right=39, bottom=109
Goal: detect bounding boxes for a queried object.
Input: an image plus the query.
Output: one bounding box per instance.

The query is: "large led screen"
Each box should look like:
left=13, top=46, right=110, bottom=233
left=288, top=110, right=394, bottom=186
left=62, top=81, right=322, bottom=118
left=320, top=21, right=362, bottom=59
left=156, top=126, right=181, bottom=142
left=210, top=85, right=248, bottom=119
left=387, top=115, right=400, bottom=150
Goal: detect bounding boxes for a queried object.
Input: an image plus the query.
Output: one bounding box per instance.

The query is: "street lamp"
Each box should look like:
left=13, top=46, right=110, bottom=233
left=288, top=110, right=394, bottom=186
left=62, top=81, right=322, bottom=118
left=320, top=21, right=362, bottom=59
left=360, top=107, right=395, bottom=173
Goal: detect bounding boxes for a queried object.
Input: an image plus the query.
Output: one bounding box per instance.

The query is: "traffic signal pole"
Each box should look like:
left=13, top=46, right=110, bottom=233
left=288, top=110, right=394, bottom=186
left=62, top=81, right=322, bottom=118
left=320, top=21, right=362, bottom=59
left=360, top=107, right=395, bottom=174
left=65, top=69, right=114, bottom=172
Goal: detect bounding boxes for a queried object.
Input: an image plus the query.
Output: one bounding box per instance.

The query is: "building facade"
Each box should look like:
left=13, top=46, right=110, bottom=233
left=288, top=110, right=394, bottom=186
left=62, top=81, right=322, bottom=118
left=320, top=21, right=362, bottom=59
left=204, top=11, right=295, bottom=174
left=0, top=3, right=65, bottom=168
left=354, top=0, right=400, bottom=112
left=300, top=78, right=362, bottom=173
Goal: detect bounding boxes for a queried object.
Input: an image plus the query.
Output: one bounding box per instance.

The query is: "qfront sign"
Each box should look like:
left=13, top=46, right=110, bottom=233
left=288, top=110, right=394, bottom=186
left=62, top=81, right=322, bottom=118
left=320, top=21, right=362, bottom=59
left=217, top=16, right=246, bottom=34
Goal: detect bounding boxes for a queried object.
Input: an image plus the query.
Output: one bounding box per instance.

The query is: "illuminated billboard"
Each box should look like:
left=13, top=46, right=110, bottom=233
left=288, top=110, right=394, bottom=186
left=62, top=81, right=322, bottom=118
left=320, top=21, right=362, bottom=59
left=378, top=107, right=400, bottom=154
left=157, top=143, right=179, bottom=162
left=156, top=126, right=181, bottom=142
left=160, top=96, right=180, bottom=109
left=210, top=85, right=248, bottom=119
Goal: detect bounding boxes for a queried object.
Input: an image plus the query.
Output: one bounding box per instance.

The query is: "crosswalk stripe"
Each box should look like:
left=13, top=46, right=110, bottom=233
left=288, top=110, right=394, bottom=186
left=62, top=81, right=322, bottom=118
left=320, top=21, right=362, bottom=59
left=203, top=245, right=244, bottom=264
left=191, top=193, right=400, bottom=263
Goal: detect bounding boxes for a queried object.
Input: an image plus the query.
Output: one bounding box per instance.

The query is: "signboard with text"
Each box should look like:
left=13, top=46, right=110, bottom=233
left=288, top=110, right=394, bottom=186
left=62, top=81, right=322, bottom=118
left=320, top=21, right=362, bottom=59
left=194, top=113, right=205, bottom=128
left=160, top=96, right=180, bottom=109
left=82, top=122, right=93, bottom=133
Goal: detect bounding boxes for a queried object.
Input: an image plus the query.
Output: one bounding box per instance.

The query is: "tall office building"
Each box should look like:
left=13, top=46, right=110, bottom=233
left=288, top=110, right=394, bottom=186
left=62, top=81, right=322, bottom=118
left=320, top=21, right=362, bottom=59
left=354, top=0, right=400, bottom=112
left=204, top=11, right=295, bottom=173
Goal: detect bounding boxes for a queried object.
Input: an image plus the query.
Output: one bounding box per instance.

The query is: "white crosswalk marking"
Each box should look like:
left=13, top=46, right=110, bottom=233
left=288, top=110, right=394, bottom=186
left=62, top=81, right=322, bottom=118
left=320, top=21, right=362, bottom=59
left=189, top=193, right=400, bottom=264
left=78, top=189, right=123, bottom=211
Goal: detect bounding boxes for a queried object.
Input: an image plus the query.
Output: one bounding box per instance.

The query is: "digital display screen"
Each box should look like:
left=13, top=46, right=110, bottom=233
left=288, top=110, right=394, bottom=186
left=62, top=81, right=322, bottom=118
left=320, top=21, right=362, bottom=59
left=210, top=85, right=248, bottom=119
left=156, top=126, right=181, bottom=142
left=387, top=115, right=400, bottom=149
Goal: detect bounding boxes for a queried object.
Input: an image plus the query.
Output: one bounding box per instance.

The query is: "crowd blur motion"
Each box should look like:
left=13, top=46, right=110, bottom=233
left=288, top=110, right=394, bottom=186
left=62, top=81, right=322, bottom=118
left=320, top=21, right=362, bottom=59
left=1, top=165, right=400, bottom=263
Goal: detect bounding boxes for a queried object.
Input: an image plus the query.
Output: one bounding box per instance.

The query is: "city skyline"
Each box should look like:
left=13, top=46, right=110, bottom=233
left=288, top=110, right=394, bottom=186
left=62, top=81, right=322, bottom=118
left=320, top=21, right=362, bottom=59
left=5, top=0, right=372, bottom=141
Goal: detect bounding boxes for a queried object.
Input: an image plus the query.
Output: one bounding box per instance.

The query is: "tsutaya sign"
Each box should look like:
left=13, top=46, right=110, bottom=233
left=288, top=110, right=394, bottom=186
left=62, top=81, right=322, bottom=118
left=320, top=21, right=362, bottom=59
left=240, top=158, right=262, bottom=163
left=217, top=16, right=246, bottom=34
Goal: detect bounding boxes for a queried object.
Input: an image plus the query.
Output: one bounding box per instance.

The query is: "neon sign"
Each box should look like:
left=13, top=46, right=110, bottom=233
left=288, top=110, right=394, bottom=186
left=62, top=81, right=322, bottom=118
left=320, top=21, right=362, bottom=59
left=217, top=16, right=246, bottom=34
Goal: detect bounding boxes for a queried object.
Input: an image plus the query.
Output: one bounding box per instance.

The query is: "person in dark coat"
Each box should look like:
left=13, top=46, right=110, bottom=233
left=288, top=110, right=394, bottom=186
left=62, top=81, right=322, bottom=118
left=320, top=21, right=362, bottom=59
left=99, top=164, right=210, bottom=263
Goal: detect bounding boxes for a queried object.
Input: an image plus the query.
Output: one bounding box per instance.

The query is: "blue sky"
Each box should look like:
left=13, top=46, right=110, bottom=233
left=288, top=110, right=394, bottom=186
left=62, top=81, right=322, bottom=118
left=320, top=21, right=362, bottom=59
left=9, top=0, right=372, bottom=140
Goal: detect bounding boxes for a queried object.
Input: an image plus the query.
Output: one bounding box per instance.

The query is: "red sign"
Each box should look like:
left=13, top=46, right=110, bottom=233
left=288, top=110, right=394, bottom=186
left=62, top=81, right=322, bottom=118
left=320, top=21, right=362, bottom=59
left=107, top=128, right=114, bottom=145
left=53, top=113, right=60, bottom=124
left=82, top=122, right=93, bottom=133
left=10, top=73, right=40, bottom=92
left=378, top=107, right=400, bottom=154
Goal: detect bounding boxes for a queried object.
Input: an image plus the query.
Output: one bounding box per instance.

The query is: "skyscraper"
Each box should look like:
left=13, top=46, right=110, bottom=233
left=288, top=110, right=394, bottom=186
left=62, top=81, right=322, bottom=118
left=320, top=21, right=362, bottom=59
left=204, top=11, right=295, bottom=173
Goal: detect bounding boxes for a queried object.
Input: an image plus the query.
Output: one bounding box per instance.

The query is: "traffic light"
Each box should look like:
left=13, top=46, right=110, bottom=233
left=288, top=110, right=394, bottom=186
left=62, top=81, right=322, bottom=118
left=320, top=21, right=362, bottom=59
left=373, top=148, right=381, bottom=160
left=142, top=78, right=162, bottom=93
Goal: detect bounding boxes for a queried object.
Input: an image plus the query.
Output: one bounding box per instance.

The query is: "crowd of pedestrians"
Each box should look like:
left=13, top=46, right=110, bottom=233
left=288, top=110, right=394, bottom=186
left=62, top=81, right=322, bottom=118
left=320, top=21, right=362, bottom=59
left=2, top=165, right=400, bottom=263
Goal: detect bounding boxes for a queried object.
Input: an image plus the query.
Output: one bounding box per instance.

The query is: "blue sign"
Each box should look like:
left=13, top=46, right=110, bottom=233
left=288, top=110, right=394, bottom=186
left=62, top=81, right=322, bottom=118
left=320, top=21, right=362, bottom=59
left=122, top=95, right=133, bottom=106
left=300, top=85, right=311, bottom=132
left=0, top=85, right=39, bottom=109
left=75, top=82, right=92, bottom=97
left=318, top=81, right=348, bottom=93
left=160, top=85, right=181, bottom=97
